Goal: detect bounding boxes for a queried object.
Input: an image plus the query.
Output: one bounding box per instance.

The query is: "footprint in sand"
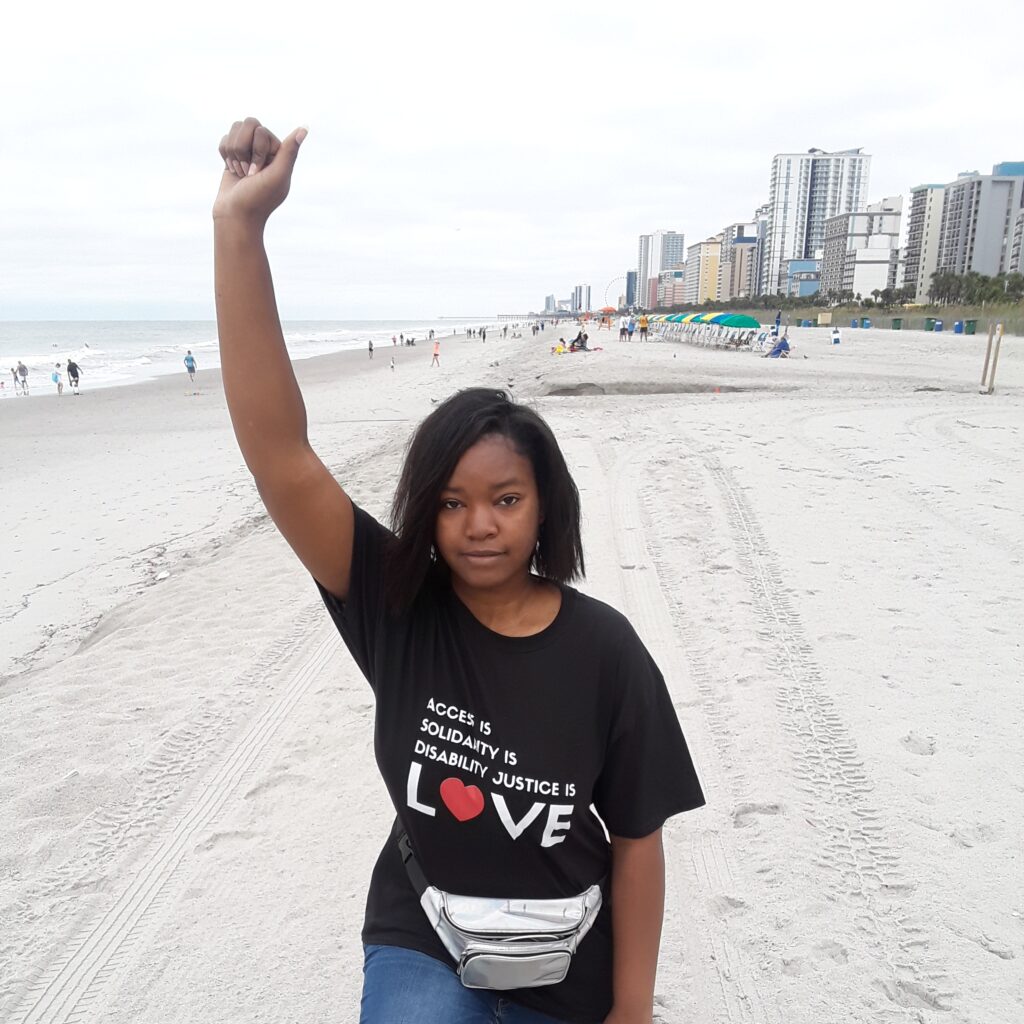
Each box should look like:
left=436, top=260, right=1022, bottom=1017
left=900, top=732, right=936, bottom=756
left=732, top=802, right=782, bottom=828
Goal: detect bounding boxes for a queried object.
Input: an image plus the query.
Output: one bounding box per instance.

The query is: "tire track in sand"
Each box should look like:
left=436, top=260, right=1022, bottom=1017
left=696, top=447, right=958, bottom=1020
left=8, top=631, right=339, bottom=1024
left=558, top=430, right=779, bottom=1024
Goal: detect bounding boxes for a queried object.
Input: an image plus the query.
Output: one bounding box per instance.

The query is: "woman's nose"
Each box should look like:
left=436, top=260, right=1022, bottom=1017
left=465, top=504, right=497, bottom=538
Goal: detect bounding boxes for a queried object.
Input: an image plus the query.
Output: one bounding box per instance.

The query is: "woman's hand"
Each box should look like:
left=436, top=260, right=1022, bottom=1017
left=213, top=117, right=307, bottom=225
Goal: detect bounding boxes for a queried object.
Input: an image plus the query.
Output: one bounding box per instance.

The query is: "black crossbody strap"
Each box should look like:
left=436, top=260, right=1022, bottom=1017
left=397, top=830, right=430, bottom=896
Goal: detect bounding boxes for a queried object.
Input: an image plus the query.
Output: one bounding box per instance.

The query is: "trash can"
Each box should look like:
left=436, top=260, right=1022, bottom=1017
left=802, top=319, right=812, bottom=327
left=954, top=321, right=964, bottom=334
left=861, top=317, right=872, bottom=329
left=891, top=318, right=903, bottom=330
left=934, top=319, right=944, bottom=332
left=965, top=319, right=978, bottom=335
left=924, top=317, right=936, bottom=331
left=851, top=319, right=859, bottom=329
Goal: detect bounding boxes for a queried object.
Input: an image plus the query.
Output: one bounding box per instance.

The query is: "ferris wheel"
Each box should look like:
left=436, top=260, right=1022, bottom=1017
left=603, top=276, right=626, bottom=308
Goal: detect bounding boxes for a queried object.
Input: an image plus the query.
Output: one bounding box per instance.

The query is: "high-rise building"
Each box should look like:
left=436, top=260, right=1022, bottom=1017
left=683, top=237, right=722, bottom=304
left=625, top=271, right=637, bottom=307
left=751, top=202, right=771, bottom=300
left=903, top=185, right=946, bottom=299
left=1009, top=209, right=1024, bottom=274
left=760, top=148, right=871, bottom=295
left=821, top=197, right=902, bottom=299
left=657, top=266, right=687, bottom=307
left=543, top=294, right=557, bottom=313
left=570, top=284, right=591, bottom=313
left=935, top=163, right=1024, bottom=280
left=637, top=230, right=685, bottom=308
left=782, top=259, right=821, bottom=297
left=717, top=222, right=759, bottom=302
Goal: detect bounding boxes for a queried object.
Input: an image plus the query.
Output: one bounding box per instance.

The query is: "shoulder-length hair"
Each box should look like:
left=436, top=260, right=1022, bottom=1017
left=386, top=388, right=584, bottom=610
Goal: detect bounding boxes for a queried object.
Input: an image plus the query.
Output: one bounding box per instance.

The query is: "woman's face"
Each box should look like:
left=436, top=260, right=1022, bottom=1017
left=435, top=434, right=542, bottom=592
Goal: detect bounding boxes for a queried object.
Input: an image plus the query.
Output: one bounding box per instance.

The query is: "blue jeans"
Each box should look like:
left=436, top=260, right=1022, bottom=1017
left=360, top=944, right=580, bottom=1023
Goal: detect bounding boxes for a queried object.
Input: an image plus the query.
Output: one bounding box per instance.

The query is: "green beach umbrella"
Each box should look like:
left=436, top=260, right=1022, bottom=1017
left=720, top=314, right=761, bottom=328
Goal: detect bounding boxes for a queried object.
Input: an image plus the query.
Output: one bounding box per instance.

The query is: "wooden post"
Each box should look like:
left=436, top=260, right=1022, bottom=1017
left=979, top=323, right=995, bottom=391
left=981, top=323, right=1004, bottom=395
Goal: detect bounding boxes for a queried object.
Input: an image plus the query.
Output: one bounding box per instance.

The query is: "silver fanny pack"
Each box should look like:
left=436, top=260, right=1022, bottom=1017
left=398, top=832, right=604, bottom=990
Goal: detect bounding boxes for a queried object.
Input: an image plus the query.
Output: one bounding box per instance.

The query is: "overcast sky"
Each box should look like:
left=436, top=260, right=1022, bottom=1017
left=2, top=0, right=1021, bottom=320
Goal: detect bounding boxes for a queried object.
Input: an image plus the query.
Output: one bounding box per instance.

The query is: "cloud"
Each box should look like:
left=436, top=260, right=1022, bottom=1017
left=2, top=0, right=1021, bottom=318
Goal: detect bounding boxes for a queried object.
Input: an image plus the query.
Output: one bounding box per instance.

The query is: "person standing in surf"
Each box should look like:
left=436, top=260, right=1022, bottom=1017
left=213, top=117, right=704, bottom=1024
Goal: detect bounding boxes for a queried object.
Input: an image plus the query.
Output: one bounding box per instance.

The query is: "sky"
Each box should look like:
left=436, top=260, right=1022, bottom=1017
left=2, top=0, right=1022, bottom=320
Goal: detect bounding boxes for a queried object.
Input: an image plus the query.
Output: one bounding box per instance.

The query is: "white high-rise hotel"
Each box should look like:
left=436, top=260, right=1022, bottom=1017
left=760, top=148, right=871, bottom=295
left=637, top=230, right=686, bottom=308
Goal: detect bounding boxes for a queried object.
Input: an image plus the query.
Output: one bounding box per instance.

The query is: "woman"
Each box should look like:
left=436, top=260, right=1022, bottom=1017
left=214, top=118, right=704, bottom=1024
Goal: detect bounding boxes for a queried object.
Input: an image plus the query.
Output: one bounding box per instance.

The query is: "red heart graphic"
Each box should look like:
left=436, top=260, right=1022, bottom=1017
left=440, top=777, right=485, bottom=822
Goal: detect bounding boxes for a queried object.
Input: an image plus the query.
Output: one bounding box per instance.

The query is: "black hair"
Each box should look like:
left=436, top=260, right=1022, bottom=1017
left=386, top=388, right=584, bottom=610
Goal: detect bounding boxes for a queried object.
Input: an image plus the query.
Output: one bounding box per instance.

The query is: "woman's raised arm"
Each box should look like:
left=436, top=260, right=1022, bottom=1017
left=214, top=118, right=354, bottom=599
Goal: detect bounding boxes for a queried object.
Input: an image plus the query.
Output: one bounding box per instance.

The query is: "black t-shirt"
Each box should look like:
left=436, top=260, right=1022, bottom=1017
left=316, top=505, right=705, bottom=1023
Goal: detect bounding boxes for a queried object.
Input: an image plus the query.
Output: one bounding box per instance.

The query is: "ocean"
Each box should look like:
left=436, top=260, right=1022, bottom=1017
left=0, top=320, right=484, bottom=394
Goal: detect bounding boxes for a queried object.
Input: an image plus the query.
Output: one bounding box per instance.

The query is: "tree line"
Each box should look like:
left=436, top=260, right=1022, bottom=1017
left=649, top=271, right=1024, bottom=314
left=926, top=271, right=1024, bottom=305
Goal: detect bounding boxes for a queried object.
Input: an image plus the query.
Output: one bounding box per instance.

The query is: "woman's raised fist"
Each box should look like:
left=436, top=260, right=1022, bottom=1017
left=213, top=117, right=307, bottom=224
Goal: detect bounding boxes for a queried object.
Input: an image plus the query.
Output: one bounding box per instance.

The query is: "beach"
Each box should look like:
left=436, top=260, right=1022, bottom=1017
left=1, top=323, right=1021, bottom=1024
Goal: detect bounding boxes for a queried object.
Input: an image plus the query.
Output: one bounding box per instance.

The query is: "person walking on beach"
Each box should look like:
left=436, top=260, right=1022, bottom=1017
left=638, top=314, right=649, bottom=342
left=51, top=363, right=64, bottom=396
left=66, top=359, right=82, bottom=395
left=369, top=339, right=374, bottom=360
left=431, top=339, right=440, bottom=367
left=184, top=350, right=198, bottom=384
left=626, top=316, right=636, bottom=342
left=16, top=360, right=28, bottom=395
left=213, top=116, right=704, bottom=1024
left=617, top=315, right=628, bottom=342
left=392, top=335, right=397, bottom=346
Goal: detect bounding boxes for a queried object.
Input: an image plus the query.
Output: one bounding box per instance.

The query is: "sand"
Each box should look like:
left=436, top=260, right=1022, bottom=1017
left=1, top=322, right=1021, bottom=1024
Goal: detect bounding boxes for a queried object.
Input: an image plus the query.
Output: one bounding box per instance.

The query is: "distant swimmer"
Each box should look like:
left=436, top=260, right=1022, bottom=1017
left=51, top=363, right=64, bottom=396
left=66, top=359, right=82, bottom=395
left=431, top=340, right=440, bottom=367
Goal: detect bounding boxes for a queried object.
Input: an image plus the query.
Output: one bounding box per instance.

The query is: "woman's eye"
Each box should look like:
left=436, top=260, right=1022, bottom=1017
left=499, top=495, right=520, bottom=506
left=441, top=499, right=461, bottom=510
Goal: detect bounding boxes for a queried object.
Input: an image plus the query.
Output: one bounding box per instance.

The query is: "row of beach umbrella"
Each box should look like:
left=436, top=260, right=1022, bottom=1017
left=650, top=312, right=761, bottom=328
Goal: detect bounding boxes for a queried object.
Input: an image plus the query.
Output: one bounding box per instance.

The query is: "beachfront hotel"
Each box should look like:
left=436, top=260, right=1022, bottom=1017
left=935, top=163, right=1024, bottom=278
left=759, top=148, right=871, bottom=296
left=820, top=197, right=903, bottom=299
left=903, top=184, right=946, bottom=299
left=638, top=230, right=686, bottom=309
